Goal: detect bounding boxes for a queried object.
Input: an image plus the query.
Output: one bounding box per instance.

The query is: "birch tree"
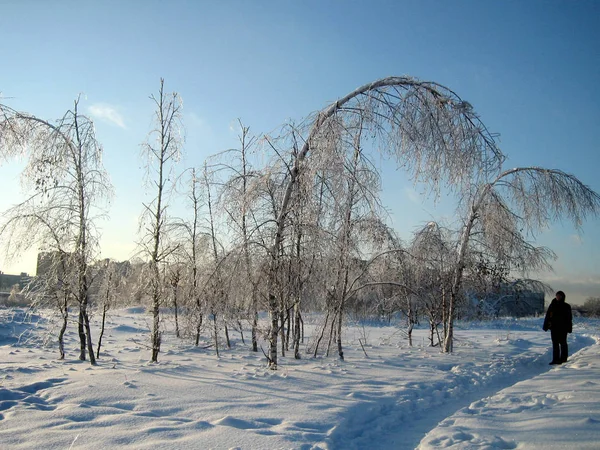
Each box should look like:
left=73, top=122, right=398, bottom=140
left=443, top=167, right=600, bottom=352
left=306, top=118, right=387, bottom=359
left=0, top=99, right=112, bottom=365
left=286, top=178, right=323, bottom=359
left=201, top=162, right=227, bottom=356
left=95, top=258, right=129, bottom=358
left=173, top=168, right=205, bottom=345
left=409, top=222, right=454, bottom=346
left=263, top=76, right=503, bottom=369
left=139, top=78, right=183, bottom=363
left=22, top=250, right=73, bottom=359
left=214, top=123, right=262, bottom=351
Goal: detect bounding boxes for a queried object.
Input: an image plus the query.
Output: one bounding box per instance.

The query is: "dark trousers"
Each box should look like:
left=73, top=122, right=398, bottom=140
left=551, top=330, right=568, bottom=362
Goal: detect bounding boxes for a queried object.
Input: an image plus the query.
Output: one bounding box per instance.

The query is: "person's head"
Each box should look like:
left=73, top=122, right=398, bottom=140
left=556, top=290, right=566, bottom=302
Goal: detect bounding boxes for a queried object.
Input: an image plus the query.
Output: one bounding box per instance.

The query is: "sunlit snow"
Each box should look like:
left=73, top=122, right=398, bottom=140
left=1, top=308, right=598, bottom=449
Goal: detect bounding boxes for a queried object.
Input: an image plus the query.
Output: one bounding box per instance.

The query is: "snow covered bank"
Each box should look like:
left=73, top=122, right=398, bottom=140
left=0, top=308, right=598, bottom=449
left=418, top=333, right=600, bottom=449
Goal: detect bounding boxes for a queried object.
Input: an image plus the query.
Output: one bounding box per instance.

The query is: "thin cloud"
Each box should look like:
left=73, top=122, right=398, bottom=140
left=403, top=187, right=420, bottom=204
left=185, top=112, right=216, bottom=150
left=569, top=234, right=583, bottom=246
left=537, top=273, right=600, bottom=305
left=88, top=103, right=126, bottom=129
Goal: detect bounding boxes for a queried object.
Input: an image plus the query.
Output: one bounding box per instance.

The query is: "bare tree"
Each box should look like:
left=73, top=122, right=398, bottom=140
left=409, top=222, right=454, bottom=346
left=166, top=262, right=184, bottom=338
left=22, top=249, right=73, bottom=359
left=0, top=99, right=112, bottom=365
left=305, top=117, right=387, bottom=360
left=203, top=162, right=225, bottom=355
left=214, top=122, right=262, bottom=351
left=443, top=167, right=600, bottom=352
left=286, top=181, right=323, bottom=359
left=172, top=168, right=206, bottom=345
left=94, top=259, right=129, bottom=358
left=263, top=76, right=503, bottom=369
left=175, top=160, right=243, bottom=353
left=138, top=78, right=183, bottom=363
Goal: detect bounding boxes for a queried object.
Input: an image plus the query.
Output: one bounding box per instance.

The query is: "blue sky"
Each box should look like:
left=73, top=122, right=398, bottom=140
left=1, top=0, right=599, bottom=304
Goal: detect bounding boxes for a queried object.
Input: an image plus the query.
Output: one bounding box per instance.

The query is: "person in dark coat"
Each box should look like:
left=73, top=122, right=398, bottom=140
left=543, top=290, right=572, bottom=365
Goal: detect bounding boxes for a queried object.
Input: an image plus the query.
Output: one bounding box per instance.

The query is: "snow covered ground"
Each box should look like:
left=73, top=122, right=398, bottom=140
left=0, top=307, right=598, bottom=449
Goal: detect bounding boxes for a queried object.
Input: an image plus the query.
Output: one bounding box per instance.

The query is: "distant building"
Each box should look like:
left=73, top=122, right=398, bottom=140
left=0, top=271, right=31, bottom=291
left=468, top=282, right=545, bottom=318
left=493, top=290, right=545, bottom=317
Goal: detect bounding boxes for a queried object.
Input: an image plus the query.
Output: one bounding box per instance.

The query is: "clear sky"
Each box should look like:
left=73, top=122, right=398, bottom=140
left=1, top=0, right=599, bottom=304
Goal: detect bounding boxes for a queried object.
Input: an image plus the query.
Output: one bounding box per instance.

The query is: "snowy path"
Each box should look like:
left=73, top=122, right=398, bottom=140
left=325, top=332, right=597, bottom=450
left=417, top=335, right=600, bottom=449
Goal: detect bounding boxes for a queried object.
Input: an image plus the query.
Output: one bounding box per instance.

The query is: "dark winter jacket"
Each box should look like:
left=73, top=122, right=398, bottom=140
left=543, top=299, right=573, bottom=333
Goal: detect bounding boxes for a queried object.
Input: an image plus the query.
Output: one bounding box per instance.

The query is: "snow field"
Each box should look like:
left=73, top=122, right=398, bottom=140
left=0, top=308, right=598, bottom=449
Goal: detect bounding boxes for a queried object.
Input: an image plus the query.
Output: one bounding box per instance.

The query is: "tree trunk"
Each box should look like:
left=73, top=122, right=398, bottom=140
left=336, top=301, right=345, bottom=360
left=213, top=313, right=220, bottom=357
left=313, top=310, right=329, bottom=358
left=293, top=304, right=301, bottom=359
left=58, top=298, right=68, bottom=360
left=237, top=320, right=245, bottom=344
left=224, top=323, right=231, bottom=349
left=268, top=294, right=279, bottom=368
left=251, top=310, right=258, bottom=352
left=279, top=309, right=286, bottom=357
left=444, top=287, right=461, bottom=353
left=285, top=312, right=291, bottom=351
left=78, top=310, right=86, bottom=360
left=195, top=313, right=203, bottom=346
left=82, top=305, right=96, bottom=365
left=442, top=286, right=448, bottom=344
left=444, top=210, right=477, bottom=353
left=96, top=303, right=108, bottom=359
left=326, top=309, right=338, bottom=357
left=173, top=291, right=180, bottom=338
left=429, top=317, right=435, bottom=347
left=151, top=298, right=161, bottom=362
left=151, top=267, right=161, bottom=362
left=407, top=299, right=414, bottom=347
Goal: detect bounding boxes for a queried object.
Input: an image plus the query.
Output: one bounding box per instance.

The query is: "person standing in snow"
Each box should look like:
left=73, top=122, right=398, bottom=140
left=542, top=290, right=572, bottom=365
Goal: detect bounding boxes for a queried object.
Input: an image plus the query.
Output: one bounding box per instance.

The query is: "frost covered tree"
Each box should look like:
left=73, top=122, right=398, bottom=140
left=0, top=99, right=112, bottom=365
left=284, top=173, right=326, bottom=359
left=307, top=119, right=389, bottom=359
left=213, top=123, right=262, bottom=351
left=171, top=168, right=206, bottom=345
left=138, top=79, right=183, bottom=363
left=409, top=222, right=454, bottom=346
left=94, top=258, right=129, bottom=358
left=200, top=162, right=229, bottom=356
left=165, top=262, right=184, bottom=339
left=175, top=161, right=234, bottom=355
left=250, top=129, right=329, bottom=362
left=443, top=167, right=600, bottom=352
left=263, top=76, right=503, bottom=369
left=22, top=249, right=73, bottom=359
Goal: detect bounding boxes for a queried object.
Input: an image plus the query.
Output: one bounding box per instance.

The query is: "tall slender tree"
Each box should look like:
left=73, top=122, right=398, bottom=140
left=139, top=79, right=183, bottom=363
left=214, top=123, right=262, bottom=351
